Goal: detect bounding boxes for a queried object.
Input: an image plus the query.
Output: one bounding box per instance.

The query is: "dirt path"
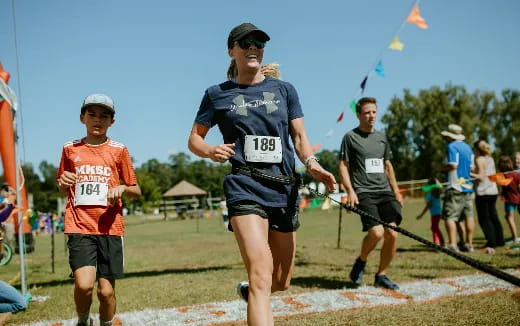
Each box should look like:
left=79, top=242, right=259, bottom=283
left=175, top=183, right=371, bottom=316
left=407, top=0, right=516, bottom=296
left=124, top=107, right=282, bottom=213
left=23, top=269, right=519, bottom=326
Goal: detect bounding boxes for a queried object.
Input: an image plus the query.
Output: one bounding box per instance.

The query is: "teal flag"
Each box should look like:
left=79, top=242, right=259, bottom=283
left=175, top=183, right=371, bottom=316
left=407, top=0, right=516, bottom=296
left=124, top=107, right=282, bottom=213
left=375, top=60, right=385, bottom=77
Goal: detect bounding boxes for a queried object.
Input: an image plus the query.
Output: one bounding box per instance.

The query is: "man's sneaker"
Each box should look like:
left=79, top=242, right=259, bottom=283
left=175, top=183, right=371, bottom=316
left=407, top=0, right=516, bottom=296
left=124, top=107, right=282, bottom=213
left=349, top=257, right=366, bottom=285
left=374, top=275, right=399, bottom=290
left=236, top=281, right=249, bottom=302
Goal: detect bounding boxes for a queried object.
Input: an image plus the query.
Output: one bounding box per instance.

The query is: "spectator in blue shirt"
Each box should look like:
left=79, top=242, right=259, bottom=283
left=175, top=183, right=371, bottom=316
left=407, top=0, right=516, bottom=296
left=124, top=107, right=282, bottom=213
left=438, top=124, right=475, bottom=252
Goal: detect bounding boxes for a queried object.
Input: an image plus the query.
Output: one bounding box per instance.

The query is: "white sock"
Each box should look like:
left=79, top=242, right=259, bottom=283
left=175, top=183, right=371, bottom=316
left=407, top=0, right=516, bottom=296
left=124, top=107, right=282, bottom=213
left=100, top=317, right=114, bottom=326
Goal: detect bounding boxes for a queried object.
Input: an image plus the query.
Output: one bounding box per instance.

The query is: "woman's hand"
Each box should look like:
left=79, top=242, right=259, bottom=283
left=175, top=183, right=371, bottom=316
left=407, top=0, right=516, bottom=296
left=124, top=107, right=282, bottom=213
left=209, top=143, right=235, bottom=163
left=307, top=160, right=336, bottom=192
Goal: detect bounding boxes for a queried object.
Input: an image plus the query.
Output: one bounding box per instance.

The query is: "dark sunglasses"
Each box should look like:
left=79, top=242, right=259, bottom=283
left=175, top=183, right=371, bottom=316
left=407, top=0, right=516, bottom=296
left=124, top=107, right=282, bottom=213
left=237, top=38, right=266, bottom=49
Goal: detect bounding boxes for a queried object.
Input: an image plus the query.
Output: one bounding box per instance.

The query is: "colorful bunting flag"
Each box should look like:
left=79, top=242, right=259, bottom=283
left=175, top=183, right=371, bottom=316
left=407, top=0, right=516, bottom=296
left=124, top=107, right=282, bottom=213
left=375, top=61, right=385, bottom=77
left=406, top=5, right=428, bottom=29
left=488, top=172, right=513, bottom=186
left=299, top=199, right=310, bottom=209
left=312, top=143, right=323, bottom=152
left=388, top=36, right=404, bottom=51
left=453, top=177, right=473, bottom=189
left=309, top=198, right=322, bottom=208
left=350, top=100, right=357, bottom=114
left=421, top=184, right=441, bottom=193
left=315, top=2, right=429, bottom=149
left=325, top=129, right=333, bottom=137
left=321, top=197, right=332, bottom=210
left=360, top=76, right=368, bottom=93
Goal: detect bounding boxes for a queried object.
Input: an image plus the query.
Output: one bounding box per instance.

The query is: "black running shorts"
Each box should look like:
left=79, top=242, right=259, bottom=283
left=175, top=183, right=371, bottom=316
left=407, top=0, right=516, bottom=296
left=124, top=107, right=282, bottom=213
left=67, top=234, right=124, bottom=279
left=356, top=192, right=402, bottom=232
left=228, top=200, right=300, bottom=233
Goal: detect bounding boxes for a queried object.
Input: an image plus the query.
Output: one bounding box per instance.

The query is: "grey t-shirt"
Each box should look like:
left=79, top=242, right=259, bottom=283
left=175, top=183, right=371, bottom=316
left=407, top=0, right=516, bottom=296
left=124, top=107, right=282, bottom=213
left=339, top=127, right=392, bottom=193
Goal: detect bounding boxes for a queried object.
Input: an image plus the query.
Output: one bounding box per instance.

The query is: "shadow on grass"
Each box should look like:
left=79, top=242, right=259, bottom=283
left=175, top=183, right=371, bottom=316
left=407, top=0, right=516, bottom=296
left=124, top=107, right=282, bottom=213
left=408, top=274, right=438, bottom=280
left=291, top=276, right=358, bottom=289
left=397, top=245, right=438, bottom=253
left=28, top=265, right=232, bottom=288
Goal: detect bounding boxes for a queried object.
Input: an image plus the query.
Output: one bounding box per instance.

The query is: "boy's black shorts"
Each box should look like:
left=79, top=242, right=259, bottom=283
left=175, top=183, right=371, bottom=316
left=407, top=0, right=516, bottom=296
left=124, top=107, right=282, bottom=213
left=67, top=234, right=124, bottom=279
left=228, top=200, right=300, bottom=233
left=357, top=192, right=402, bottom=232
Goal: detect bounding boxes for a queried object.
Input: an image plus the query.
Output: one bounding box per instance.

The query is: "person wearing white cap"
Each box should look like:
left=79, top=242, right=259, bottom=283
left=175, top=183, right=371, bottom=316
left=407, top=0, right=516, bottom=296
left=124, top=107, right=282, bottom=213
left=439, top=124, right=475, bottom=252
left=57, top=93, right=141, bottom=326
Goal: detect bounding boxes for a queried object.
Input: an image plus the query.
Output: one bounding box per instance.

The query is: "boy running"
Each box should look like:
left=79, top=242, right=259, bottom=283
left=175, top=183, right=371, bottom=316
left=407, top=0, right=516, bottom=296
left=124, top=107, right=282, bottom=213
left=57, top=94, right=141, bottom=326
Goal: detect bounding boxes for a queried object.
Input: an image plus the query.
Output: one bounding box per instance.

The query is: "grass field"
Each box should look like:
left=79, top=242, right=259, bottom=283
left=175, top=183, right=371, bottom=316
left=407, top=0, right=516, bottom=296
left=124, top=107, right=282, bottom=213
left=3, top=198, right=520, bottom=325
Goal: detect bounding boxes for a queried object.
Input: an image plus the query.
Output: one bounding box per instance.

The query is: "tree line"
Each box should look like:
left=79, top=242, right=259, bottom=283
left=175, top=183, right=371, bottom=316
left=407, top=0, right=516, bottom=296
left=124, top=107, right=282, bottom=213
left=2, top=85, right=518, bottom=213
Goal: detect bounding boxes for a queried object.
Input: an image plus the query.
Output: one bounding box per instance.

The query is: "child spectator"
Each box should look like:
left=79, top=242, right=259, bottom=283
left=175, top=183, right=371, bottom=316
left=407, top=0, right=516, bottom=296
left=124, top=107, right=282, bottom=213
left=417, top=179, right=445, bottom=246
left=497, top=156, right=520, bottom=244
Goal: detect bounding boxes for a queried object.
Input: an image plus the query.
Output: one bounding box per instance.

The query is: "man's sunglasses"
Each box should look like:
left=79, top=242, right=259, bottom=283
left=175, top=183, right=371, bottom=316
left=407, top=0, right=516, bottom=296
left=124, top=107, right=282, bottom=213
left=237, top=38, right=266, bottom=50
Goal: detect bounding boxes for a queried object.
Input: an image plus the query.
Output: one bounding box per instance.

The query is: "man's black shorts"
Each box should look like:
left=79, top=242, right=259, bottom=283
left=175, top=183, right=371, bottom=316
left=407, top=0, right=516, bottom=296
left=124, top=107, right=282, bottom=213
left=67, top=234, right=124, bottom=279
left=228, top=200, right=299, bottom=233
left=357, top=192, right=402, bottom=232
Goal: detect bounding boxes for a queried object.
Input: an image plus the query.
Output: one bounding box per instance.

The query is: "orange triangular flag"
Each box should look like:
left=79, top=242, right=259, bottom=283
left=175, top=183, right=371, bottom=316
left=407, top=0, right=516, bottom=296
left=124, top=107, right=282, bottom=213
left=336, top=112, right=344, bottom=122
left=488, top=172, right=513, bottom=186
left=311, top=143, right=322, bottom=152
left=406, top=5, right=428, bottom=29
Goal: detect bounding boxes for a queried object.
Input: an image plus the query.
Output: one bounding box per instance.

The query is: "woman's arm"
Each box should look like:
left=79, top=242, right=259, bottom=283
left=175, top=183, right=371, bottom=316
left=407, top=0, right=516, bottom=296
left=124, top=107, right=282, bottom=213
left=470, top=156, right=485, bottom=181
left=289, top=117, right=336, bottom=192
left=188, top=123, right=235, bottom=162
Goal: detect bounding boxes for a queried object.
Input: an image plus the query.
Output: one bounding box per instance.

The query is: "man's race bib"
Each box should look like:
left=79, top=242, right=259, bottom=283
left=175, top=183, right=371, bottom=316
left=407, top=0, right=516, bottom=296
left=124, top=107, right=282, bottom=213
left=365, top=158, right=384, bottom=174
left=244, top=135, right=282, bottom=163
left=74, top=182, right=108, bottom=206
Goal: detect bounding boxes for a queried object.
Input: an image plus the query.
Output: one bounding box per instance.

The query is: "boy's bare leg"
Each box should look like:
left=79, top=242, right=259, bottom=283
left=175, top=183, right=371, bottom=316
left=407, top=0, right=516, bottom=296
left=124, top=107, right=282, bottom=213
left=97, top=278, right=116, bottom=323
left=74, top=266, right=96, bottom=315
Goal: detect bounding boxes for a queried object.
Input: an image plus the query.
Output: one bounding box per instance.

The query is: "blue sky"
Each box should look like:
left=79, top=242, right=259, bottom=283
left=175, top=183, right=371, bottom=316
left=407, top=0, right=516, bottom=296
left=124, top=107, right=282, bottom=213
left=1, top=0, right=519, bottom=174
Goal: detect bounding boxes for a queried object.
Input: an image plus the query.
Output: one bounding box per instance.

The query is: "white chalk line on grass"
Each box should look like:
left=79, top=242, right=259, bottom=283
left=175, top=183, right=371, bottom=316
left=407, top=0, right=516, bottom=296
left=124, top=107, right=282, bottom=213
left=24, top=269, right=520, bottom=326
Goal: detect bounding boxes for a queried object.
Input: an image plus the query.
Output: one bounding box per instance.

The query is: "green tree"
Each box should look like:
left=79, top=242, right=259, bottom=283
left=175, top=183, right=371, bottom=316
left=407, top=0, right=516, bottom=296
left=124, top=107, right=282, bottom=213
left=493, top=89, right=520, bottom=158
left=381, top=85, right=520, bottom=181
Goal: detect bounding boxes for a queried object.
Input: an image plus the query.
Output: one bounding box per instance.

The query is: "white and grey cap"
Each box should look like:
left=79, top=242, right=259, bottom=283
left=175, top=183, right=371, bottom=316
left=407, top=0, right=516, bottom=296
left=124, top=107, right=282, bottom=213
left=81, top=93, right=115, bottom=114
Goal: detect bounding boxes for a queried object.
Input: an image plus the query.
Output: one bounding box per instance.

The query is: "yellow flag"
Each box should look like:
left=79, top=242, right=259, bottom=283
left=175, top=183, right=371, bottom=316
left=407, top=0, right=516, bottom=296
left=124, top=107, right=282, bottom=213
left=453, top=177, right=473, bottom=189
left=406, top=5, right=429, bottom=29
left=388, top=36, right=404, bottom=51
left=321, top=197, right=331, bottom=210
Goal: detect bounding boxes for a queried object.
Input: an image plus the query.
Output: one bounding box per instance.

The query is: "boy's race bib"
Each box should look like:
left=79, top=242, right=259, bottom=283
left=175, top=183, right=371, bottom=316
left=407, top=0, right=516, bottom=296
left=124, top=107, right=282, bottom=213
left=244, top=135, right=282, bottom=163
left=365, top=158, right=384, bottom=174
left=74, top=182, right=108, bottom=206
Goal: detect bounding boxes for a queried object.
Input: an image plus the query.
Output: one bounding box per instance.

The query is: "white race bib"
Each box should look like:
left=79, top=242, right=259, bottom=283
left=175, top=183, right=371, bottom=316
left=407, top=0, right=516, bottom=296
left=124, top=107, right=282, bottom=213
left=365, top=158, right=384, bottom=174
left=244, top=135, right=282, bottom=163
left=74, top=182, right=108, bottom=206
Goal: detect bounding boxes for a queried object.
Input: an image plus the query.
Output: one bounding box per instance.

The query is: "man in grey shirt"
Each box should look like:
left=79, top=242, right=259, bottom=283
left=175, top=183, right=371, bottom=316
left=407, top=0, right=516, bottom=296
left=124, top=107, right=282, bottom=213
left=338, top=97, right=403, bottom=290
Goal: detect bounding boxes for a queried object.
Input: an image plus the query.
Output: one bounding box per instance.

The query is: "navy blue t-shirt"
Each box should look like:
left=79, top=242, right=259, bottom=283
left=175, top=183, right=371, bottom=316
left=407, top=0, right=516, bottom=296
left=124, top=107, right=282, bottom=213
left=195, top=76, right=303, bottom=207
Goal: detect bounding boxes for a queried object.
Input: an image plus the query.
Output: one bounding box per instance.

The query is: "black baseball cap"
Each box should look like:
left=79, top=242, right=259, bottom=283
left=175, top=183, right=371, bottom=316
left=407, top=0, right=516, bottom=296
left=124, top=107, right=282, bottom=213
left=227, top=23, right=270, bottom=49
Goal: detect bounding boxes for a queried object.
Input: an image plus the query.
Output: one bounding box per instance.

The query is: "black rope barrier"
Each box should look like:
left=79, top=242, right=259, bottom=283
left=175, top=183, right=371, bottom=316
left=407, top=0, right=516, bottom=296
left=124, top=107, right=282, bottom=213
left=308, top=187, right=520, bottom=287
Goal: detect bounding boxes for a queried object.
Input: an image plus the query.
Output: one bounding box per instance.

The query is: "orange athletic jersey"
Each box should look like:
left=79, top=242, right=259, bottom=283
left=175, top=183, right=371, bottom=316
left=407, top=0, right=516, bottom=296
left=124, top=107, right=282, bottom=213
left=57, top=138, right=138, bottom=236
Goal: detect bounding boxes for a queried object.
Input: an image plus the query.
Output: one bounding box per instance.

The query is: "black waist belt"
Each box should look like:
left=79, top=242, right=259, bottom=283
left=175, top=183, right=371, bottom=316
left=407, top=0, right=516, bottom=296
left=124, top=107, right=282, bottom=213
left=232, top=166, right=300, bottom=186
